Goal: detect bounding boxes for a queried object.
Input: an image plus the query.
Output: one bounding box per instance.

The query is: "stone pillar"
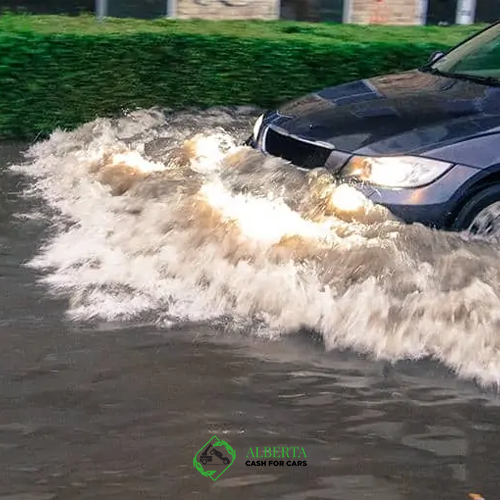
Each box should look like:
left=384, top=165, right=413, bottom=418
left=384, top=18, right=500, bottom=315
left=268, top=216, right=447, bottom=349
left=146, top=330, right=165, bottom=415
left=176, top=0, right=280, bottom=19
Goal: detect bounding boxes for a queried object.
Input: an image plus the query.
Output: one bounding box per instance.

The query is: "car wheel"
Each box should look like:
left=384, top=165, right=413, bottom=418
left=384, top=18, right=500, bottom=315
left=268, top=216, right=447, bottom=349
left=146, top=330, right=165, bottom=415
left=201, top=458, right=208, bottom=465
left=223, top=458, right=230, bottom=465
left=452, top=184, right=500, bottom=238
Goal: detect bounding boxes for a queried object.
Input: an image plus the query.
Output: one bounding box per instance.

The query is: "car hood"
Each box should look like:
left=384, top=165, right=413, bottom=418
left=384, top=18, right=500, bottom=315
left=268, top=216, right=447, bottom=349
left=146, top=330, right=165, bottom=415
left=274, top=70, right=500, bottom=158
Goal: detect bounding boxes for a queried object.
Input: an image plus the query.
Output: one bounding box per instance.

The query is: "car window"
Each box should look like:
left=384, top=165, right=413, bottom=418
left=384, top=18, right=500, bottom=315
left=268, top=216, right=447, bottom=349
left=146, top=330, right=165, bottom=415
left=433, top=23, right=500, bottom=78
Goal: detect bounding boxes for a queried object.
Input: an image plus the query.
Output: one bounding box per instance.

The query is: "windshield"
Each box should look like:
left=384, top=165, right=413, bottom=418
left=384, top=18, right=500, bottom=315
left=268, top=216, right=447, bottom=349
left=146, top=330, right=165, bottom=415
left=430, top=22, right=500, bottom=81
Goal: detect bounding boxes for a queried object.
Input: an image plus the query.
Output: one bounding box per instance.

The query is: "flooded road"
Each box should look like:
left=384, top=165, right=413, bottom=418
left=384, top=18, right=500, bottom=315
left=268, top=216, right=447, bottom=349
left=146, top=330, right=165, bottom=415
left=2, top=109, right=500, bottom=499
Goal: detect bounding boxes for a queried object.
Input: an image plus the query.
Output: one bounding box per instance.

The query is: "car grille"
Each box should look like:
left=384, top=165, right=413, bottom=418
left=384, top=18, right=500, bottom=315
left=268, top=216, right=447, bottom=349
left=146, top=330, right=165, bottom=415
left=263, top=127, right=333, bottom=169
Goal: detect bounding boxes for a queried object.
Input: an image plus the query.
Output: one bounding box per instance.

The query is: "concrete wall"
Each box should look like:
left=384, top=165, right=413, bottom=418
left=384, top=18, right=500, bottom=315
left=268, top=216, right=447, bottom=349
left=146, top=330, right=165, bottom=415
left=176, top=0, right=280, bottom=19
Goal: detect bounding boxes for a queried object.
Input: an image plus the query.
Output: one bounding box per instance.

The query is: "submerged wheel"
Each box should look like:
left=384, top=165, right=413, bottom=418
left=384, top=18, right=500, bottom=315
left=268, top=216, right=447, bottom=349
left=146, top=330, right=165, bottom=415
left=468, top=201, right=500, bottom=237
left=452, top=184, right=500, bottom=238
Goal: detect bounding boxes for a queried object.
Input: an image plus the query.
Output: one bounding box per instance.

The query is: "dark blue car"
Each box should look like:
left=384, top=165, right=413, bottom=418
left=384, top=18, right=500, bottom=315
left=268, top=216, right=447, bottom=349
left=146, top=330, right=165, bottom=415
left=246, top=21, right=500, bottom=236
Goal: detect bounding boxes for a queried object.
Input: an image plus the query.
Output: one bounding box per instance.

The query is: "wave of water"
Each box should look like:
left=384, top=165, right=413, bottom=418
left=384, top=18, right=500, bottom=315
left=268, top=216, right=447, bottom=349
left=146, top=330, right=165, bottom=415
left=10, top=107, right=500, bottom=388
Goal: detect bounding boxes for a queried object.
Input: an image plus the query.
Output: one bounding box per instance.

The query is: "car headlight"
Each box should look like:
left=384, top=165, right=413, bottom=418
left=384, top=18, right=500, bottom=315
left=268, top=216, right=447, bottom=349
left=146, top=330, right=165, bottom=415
left=253, top=114, right=264, bottom=140
left=341, top=155, right=453, bottom=188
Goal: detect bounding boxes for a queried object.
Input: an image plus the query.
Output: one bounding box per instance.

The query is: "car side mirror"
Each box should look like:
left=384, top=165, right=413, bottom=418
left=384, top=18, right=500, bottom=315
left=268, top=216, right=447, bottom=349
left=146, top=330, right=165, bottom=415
left=429, top=51, right=444, bottom=63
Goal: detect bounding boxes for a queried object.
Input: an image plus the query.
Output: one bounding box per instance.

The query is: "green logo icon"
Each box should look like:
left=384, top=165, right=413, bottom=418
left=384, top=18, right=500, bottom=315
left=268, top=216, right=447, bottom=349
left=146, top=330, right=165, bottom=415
left=193, top=435, right=236, bottom=481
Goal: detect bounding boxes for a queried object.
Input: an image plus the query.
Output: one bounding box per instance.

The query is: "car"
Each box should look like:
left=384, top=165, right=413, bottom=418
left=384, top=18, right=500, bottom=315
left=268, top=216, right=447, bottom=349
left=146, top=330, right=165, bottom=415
left=245, top=21, right=500, bottom=236
left=210, top=448, right=230, bottom=465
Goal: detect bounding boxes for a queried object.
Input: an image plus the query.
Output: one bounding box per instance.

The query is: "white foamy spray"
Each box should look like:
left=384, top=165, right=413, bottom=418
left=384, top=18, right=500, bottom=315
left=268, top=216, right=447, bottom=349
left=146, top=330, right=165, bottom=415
left=11, top=107, right=500, bottom=388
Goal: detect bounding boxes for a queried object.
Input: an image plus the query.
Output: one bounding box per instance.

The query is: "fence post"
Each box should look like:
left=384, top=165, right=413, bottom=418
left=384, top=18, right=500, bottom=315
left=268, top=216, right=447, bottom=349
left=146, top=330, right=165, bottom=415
left=96, top=0, right=108, bottom=20
left=167, top=0, right=177, bottom=17
left=416, top=0, right=428, bottom=25
left=342, top=0, right=352, bottom=23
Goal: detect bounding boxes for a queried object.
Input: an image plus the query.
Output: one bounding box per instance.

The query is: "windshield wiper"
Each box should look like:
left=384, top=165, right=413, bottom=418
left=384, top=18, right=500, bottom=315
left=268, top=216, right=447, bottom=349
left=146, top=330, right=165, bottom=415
left=421, top=66, right=500, bottom=86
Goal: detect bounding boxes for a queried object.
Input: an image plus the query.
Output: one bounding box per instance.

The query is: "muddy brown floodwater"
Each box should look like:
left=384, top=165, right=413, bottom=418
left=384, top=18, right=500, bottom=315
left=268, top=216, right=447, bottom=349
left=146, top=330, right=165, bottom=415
left=2, top=108, right=500, bottom=500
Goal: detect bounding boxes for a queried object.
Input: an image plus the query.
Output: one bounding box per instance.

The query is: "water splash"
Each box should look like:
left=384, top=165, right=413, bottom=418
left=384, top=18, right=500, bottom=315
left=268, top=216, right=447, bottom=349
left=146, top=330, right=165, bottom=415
left=11, top=107, right=500, bottom=388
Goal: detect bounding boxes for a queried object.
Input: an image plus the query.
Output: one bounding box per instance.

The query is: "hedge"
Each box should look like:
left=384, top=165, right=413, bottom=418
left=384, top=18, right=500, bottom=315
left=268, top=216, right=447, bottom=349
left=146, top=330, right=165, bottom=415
left=0, top=14, right=487, bottom=139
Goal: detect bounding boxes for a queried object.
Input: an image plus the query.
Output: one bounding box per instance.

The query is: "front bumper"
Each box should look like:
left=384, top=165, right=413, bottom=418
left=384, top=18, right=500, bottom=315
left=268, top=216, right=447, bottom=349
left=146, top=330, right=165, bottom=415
left=244, top=135, right=482, bottom=230
left=244, top=119, right=485, bottom=230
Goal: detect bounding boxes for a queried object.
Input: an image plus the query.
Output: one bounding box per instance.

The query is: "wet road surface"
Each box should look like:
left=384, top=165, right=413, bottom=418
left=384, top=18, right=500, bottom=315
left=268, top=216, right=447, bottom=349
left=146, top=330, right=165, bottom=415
left=2, top=111, right=500, bottom=500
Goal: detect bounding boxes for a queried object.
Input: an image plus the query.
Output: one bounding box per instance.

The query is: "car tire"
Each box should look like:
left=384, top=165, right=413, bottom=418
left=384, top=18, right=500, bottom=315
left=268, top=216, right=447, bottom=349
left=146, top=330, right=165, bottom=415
left=452, top=184, right=500, bottom=236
